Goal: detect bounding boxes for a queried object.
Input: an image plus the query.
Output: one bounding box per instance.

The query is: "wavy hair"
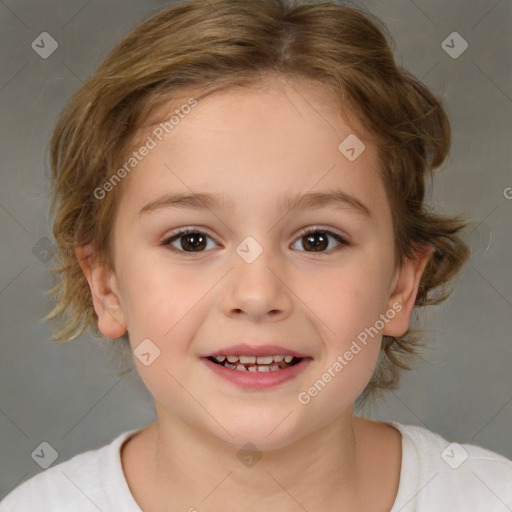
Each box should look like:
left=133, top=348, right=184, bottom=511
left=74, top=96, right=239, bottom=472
left=44, top=0, right=470, bottom=402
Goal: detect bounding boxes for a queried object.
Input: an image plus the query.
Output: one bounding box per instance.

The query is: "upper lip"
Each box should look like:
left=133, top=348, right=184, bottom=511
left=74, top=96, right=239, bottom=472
left=202, top=343, right=311, bottom=358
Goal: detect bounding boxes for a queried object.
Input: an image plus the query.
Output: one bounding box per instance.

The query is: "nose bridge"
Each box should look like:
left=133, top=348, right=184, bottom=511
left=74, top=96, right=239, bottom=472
left=222, top=234, right=292, bottom=320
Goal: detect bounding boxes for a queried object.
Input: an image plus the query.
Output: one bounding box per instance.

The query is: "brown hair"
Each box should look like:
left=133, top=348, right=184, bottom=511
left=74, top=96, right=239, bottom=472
left=44, top=0, right=470, bottom=402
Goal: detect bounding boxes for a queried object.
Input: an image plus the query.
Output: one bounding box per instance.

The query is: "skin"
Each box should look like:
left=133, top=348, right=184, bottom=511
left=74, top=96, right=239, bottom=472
left=76, top=75, right=431, bottom=511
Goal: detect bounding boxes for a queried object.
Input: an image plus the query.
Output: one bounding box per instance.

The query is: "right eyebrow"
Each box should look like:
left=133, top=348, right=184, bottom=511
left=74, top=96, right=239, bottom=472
left=139, top=192, right=227, bottom=215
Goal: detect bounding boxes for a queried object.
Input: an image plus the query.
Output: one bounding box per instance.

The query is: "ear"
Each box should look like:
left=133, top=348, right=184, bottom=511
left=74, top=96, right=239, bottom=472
left=383, top=246, right=434, bottom=337
left=75, top=243, right=127, bottom=338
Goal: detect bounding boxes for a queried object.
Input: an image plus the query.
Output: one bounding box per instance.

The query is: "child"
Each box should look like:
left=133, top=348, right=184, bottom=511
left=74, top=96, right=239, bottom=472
left=2, top=0, right=511, bottom=510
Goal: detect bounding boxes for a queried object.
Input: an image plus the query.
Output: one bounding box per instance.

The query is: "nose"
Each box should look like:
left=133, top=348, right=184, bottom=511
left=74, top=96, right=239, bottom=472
left=221, top=243, right=293, bottom=323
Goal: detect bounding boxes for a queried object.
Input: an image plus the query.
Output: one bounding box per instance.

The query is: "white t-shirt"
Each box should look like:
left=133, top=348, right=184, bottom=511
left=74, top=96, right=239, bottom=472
left=2, top=421, right=512, bottom=511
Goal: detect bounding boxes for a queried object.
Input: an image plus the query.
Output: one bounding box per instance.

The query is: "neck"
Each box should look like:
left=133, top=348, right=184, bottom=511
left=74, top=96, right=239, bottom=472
left=144, top=402, right=367, bottom=511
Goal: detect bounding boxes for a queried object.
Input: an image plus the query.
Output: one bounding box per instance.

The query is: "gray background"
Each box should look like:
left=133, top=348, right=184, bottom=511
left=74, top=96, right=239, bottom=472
left=1, top=0, right=511, bottom=501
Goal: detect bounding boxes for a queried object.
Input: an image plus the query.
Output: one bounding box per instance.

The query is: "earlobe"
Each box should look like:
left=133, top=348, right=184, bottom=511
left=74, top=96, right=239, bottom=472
left=75, top=244, right=127, bottom=338
left=383, top=246, right=434, bottom=337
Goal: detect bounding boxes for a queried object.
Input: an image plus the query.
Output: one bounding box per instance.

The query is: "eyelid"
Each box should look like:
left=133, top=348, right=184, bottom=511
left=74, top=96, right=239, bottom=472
left=293, top=225, right=350, bottom=252
left=161, top=225, right=350, bottom=254
left=160, top=225, right=218, bottom=242
left=295, top=225, right=348, bottom=242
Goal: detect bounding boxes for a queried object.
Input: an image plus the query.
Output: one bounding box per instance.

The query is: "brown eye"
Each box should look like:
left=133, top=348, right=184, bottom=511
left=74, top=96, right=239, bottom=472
left=292, top=228, right=348, bottom=253
left=163, top=229, right=217, bottom=253
left=301, top=232, right=329, bottom=252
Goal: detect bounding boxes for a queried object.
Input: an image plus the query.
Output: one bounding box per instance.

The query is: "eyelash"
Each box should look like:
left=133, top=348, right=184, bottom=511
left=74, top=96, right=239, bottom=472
left=161, top=226, right=349, bottom=255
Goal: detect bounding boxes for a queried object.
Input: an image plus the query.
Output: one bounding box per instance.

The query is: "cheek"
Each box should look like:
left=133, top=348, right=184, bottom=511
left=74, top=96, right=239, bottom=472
left=295, top=265, right=388, bottom=410
left=121, top=262, right=212, bottom=414
left=120, top=253, right=214, bottom=339
left=294, top=251, right=393, bottom=400
left=301, top=251, right=393, bottom=341
left=119, top=254, right=217, bottom=381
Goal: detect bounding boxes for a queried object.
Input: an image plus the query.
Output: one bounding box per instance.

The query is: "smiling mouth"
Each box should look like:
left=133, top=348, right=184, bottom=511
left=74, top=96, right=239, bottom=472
left=206, top=355, right=303, bottom=372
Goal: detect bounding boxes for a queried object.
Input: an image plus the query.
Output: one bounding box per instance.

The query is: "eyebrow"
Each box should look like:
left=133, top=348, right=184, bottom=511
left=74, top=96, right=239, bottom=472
left=139, top=190, right=373, bottom=219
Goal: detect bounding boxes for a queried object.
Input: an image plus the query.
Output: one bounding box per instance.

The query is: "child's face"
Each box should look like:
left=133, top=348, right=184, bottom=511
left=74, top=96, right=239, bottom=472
left=83, top=77, right=427, bottom=449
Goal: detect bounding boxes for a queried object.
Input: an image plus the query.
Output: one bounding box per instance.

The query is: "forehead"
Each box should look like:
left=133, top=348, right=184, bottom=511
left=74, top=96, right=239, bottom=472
left=116, top=77, right=386, bottom=218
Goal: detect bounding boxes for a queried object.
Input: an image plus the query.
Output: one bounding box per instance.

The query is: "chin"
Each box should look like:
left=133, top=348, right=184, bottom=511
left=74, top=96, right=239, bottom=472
left=208, top=413, right=306, bottom=452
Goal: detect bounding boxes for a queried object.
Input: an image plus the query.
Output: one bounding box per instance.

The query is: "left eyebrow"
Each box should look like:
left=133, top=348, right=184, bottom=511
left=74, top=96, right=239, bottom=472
left=281, top=190, right=373, bottom=220
left=138, top=190, right=373, bottom=219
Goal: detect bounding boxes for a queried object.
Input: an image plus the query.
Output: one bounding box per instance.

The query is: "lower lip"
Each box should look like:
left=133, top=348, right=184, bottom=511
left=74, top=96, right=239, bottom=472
left=201, top=357, right=312, bottom=389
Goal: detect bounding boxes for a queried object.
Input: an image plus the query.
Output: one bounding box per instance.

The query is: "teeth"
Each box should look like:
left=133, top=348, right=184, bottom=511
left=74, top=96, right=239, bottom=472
left=256, top=355, right=273, bottom=364
left=210, top=353, right=304, bottom=373
left=214, top=354, right=294, bottom=364
left=239, top=355, right=256, bottom=364
left=234, top=365, right=274, bottom=372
